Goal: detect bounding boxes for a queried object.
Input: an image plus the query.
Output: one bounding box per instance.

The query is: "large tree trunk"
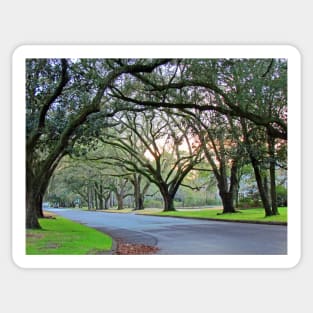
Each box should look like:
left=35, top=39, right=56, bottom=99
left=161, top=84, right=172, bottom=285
left=26, top=168, right=43, bottom=229
left=220, top=191, right=236, bottom=213
left=116, top=194, right=124, bottom=210
left=241, top=118, right=272, bottom=216
left=163, top=194, right=175, bottom=211
left=110, top=192, right=114, bottom=207
left=131, top=174, right=145, bottom=210
left=134, top=192, right=144, bottom=210
left=138, top=195, right=144, bottom=210
left=35, top=193, right=44, bottom=218
left=98, top=183, right=104, bottom=210
left=230, top=161, right=239, bottom=209
left=251, top=158, right=272, bottom=216
left=268, top=134, right=279, bottom=215
left=217, top=170, right=237, bottom=214
left=26, top=162, right=59, bottom=228
left=133, top=175, right=142, bottom=210
left=104, top=193, right=111, bottom=210
left=94, top=182, right=104, bottom=210
left=160, top=186, right=175, bottom=211
left=26, top=189, right=41, bottom=229
left=134, top=189, right=144, bottom=210
left=87, top=185, right=93, bottom=210
left=220, top=161, right=239, bottom=213
left=199, top=127, right=238, bottom=214
left=97, top=197, right=104, bottom=210
left=94, top=188, right=98, bottom=210
left=269, top=165, right=278, bottom=215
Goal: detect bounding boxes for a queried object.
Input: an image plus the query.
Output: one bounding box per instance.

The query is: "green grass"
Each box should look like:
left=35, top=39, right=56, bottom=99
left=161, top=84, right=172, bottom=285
left=26, top=216, right=113, bottom=255
left=152, top=207, right=287, bottom=224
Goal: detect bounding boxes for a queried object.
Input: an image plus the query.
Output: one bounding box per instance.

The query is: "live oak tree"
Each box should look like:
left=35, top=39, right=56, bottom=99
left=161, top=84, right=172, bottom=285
left=27, top=58, right=287, bottom=227
left=110, top=58, right=287, bottom=216
left=129, top=173, right=151, bottom=211
left=75, top=125, right=152, bottom=211
left=51, top=156, right=132, bottom=210
left=240, top=117, right=286, bottom=216
left=186, top=110, right=244, bottom=214
left=98, top=109, right=203, bottom=211
left=234, top=59, right=287, bottom=216
left=101, top=127, right=151, bottom=211
left=46, top=157, right=108, bottom=210
left=209, top=59, right=287, bottom=216
left=26, top=58, right=171, bottom=228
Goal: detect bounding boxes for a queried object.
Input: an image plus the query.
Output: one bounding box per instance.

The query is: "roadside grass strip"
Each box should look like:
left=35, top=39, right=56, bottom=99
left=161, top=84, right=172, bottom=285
left=141, top=207, right=287, bottom=224
left=26, top=216, right=112, bottom=255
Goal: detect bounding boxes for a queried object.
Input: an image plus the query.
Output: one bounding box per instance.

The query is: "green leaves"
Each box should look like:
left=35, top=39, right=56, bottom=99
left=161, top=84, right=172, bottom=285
left=26, top=58, right=287, bottom=221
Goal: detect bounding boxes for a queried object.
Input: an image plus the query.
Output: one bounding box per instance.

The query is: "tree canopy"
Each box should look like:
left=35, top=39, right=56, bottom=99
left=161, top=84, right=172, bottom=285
left=26, top=58, right=287, bottom=228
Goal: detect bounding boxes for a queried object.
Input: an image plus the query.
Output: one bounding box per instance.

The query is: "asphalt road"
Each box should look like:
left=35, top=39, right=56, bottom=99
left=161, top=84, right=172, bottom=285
left=46, top=208, right=287, bottom=255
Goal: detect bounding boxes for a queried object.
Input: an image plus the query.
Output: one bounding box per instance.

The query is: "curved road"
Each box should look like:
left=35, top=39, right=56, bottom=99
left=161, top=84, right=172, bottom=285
left=47, top=208, right=287, bottom=255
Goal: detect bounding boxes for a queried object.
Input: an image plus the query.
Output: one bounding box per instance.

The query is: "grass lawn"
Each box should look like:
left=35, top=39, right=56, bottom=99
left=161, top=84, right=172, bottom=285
left=26, top=215, right=112, bottom=255
left=148, top=207, right=287, bottom=224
